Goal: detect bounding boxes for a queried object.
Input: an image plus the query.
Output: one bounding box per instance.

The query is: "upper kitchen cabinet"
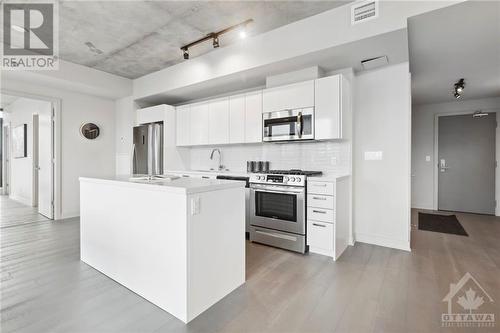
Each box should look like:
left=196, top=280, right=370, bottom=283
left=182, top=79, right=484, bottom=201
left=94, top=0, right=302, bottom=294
left=176, top=105, right=190, bottom=146
left=262, top=80, right=314, bottom=113
left=229, top=94, right=245, bottom=144
left=189, top=102, right=209, bottom=145
left=137, top=105, right=166, bottom=125
left=314, top=74, right=350, bottom=140
left=244, top=91, right=263, bottom=143
left=208, top=98, right=230, bottom=144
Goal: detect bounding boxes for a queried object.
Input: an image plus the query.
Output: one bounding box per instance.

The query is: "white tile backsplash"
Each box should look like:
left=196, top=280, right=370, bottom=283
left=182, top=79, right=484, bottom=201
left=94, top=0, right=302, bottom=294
left=189, top=141, right=350, bottom=175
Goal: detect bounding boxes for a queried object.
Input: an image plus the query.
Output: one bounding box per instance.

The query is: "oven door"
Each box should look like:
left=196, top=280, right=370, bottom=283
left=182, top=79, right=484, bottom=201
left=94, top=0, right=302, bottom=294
left=250, top=184, right=305, bottom=235
left=263, top=108, right=314, bottom=142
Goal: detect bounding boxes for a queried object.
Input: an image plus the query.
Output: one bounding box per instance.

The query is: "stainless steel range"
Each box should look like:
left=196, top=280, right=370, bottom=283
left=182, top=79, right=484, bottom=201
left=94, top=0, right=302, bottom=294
left=249, top=170, right=322, bottom=253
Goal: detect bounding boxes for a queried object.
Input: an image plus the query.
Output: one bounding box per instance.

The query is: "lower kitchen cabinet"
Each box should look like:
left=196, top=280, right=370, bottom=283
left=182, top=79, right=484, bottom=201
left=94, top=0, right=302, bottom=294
left=307, top=176, right=350, bottom=260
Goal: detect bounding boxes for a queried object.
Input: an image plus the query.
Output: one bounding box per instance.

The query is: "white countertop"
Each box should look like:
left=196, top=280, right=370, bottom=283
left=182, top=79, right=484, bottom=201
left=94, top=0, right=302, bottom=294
left=308, top=174, right=351, bottom=182
left=79, top=175, right=245, bottom=194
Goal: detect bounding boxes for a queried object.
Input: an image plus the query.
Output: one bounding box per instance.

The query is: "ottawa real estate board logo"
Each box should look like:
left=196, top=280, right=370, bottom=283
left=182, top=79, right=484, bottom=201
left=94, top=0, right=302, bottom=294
left=442, top=272, right=495, bottom=328
left=1, top=0, right=58, bottom=70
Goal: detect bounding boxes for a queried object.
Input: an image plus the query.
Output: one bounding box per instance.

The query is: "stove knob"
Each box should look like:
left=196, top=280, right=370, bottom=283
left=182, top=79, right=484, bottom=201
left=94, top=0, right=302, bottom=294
left=290, top=177, right=295, bottom=182
left=284, top=176, right=289, bottom=182
left=259, top=176, right=265, bottom=181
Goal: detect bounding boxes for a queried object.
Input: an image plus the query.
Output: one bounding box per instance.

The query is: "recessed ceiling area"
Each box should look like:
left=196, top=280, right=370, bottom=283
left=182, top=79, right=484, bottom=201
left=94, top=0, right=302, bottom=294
left=408, top=0, right=500, bottom=105
left=59, top=1, right=351, bottom=79
left=0, top=94, right=19, bottom=109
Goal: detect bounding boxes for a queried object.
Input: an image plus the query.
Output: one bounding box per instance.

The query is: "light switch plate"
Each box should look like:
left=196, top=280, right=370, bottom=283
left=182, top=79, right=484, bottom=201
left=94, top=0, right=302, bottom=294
left=425, top=155, right=431, bottom=162
left=364, top=151, right=383, bottom=160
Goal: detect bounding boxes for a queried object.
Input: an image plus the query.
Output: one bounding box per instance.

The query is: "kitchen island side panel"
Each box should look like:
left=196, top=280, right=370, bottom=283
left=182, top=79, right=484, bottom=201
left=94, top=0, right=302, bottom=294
left=187, top=187, right=246, bottom=321
left=80, top=181, right=189, bottom=322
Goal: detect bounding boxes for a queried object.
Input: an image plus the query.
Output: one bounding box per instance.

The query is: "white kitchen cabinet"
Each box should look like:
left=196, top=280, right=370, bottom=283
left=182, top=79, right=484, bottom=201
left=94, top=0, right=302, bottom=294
left=176, top=105, right=190, bottom=146
left=307, top=176, right=350, bottom=260
left=245, top=91, right=263, bottom=143
left=137, top=105, right=166, bottom=125
left=314, top=74, right=350, bottom=140
left=208, top=98, right=230, bottom=144
left=262, top=80, right=314, bottom=113
left=189, top=102, right=209, bottom=145
left=229, top=94, right=245, bottom=144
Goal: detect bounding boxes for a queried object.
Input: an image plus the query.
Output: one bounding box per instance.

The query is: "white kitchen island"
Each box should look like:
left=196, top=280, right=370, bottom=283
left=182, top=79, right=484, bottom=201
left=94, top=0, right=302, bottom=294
left=79, top=176, right=246, bottom=323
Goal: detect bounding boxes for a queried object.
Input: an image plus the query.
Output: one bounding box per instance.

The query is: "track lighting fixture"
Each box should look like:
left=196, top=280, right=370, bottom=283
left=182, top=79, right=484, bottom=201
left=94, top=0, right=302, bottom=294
left=180, top=19, right=253, bottom=60
left=453, top=78, right=465, bottom=99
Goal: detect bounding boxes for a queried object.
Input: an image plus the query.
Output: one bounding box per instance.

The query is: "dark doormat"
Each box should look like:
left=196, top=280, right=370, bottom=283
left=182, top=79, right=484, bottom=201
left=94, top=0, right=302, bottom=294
left=418, top=213, right=468, bottom=236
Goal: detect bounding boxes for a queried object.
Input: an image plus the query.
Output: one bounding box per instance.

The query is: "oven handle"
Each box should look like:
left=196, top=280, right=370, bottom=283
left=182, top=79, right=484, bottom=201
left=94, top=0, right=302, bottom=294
left=250, top=187, right=304, bottom=194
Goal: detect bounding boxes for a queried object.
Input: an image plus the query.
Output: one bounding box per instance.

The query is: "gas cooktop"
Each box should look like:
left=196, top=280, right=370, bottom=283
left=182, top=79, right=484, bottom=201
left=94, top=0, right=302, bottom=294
left=266, top=170, right=323, bottom=176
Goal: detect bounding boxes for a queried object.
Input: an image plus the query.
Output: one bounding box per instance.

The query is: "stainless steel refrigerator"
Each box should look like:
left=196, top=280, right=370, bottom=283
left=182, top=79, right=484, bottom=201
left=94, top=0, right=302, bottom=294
left=132, top=123, right=163, bottom=175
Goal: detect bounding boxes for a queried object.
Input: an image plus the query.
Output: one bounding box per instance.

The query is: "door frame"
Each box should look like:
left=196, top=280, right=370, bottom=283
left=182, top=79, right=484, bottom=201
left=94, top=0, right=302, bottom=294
left=1, top=89, right=61, bottom=220
left=32, top=113, right=39, bottom=207
left=2, top=122, right=10, bottom=196
left=433, top=109, right=499, bottom=214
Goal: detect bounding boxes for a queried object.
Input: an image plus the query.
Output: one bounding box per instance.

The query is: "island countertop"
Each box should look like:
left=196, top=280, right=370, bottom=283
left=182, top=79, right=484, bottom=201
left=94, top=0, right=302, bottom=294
left=79, top=175, right=245, bottom=194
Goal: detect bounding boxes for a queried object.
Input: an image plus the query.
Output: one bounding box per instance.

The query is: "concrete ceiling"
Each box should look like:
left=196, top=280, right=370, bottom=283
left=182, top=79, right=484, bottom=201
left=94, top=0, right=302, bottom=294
left=409, top=1, right=500, bottom=105
left=58, top=1, right=350, bottom=79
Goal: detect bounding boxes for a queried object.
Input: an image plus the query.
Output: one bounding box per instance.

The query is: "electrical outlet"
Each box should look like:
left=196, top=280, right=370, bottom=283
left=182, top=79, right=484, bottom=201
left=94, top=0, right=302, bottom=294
left=190, top=197, right=201, bottom=215
left=364, top=151, right=383, bottom=161
left=425, top=155, right=431, bottom=162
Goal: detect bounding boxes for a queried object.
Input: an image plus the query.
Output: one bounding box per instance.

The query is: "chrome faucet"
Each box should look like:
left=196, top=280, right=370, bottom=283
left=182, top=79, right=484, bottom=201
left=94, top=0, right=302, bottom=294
left=210, top=148, right=225, bottom=171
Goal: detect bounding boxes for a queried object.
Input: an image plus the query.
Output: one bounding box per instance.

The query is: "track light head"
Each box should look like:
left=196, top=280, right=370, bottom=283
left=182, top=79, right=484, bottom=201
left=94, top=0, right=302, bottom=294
left=452, top=78, right=465, bottom=99
left=183, top=48, right=189, bottom=60
left=213, top=36, right=219, bottom=48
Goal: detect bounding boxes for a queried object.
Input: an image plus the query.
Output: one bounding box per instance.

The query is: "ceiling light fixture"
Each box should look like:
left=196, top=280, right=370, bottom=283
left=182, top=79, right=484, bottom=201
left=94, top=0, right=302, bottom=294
left=453, top=78, right=465, bottom=99
left=472, top=110, right=488, bottom=118
left=180, top=18, right=253, bottom=60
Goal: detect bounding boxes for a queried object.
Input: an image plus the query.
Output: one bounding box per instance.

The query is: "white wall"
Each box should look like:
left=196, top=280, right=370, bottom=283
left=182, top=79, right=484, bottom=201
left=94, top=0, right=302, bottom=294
left=5, top=98, right=51, bottom=205
left=353, top=62, right=411, bottom=251
left=2, top=79, right=116, bottom=219
left=411, top=97, right=500, bottom=214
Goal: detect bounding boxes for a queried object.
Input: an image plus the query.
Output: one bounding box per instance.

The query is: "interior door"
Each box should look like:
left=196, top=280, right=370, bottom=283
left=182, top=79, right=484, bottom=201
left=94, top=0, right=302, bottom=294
left=37, top=103, right=53, bottom=219
left=438, top=113, right=496, bottom=214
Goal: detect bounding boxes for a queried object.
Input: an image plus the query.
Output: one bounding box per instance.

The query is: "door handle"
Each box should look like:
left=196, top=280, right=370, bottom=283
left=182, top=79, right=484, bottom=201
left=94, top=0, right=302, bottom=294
left=312, top=210, right=327, bottom=214
left=312, top=223, right=326, bottom=228
left=296, top=111, right=303, bottom=138
left=312, top=196, right=327, bottom=200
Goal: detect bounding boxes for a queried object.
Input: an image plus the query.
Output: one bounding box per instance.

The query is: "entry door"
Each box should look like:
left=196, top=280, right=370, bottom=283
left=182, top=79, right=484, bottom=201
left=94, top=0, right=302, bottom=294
left=438, top=113, right=496, bottom=214
left=37, top=103, right=53, bottom=219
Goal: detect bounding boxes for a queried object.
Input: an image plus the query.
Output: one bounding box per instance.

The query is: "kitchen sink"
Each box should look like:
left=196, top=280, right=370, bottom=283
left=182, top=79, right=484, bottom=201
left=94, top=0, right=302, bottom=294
left=129, top=175, right=179, bottom=182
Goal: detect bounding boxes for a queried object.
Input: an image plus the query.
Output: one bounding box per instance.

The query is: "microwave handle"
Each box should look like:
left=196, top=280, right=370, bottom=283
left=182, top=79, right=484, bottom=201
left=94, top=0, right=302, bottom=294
left=296, top=111, right=303, bottom=138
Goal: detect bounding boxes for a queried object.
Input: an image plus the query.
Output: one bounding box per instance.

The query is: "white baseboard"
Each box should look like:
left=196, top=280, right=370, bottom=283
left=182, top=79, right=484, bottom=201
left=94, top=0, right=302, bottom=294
left=9, top=194, right=32, bottom=207
left=411, top=204, right=433, bottom=211
left=60, top=211, right=80, bottom=220
left=354, top=232, right=411, bottom=252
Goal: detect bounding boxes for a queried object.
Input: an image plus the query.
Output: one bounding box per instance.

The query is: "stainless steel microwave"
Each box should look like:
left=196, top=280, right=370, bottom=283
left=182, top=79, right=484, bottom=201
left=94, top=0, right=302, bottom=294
left=262, top=108, right=314, bottom=142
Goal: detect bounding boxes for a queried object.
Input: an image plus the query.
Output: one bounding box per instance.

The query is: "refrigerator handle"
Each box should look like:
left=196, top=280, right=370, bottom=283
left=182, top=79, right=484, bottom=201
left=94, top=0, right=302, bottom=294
left=131, top=144, right=137, bottom=175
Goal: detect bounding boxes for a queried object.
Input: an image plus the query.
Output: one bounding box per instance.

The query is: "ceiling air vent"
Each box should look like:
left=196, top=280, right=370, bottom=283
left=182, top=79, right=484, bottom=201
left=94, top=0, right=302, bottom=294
left=351, top=0, right=378, bottom=25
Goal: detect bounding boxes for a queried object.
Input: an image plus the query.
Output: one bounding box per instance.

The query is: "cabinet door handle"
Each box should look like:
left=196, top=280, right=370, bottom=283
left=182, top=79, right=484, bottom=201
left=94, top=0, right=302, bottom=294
left=312, top=184, right=327, bottom=187
left=312, top=210, right=327, bottom=214
left=313, top=223, right=326, bottom=228
left=312, top=196, right=327, bottom=200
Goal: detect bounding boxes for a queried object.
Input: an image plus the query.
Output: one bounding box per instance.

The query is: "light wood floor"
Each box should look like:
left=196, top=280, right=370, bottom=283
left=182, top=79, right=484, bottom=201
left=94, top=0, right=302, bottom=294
left=1, top=195, right=499, bottom=333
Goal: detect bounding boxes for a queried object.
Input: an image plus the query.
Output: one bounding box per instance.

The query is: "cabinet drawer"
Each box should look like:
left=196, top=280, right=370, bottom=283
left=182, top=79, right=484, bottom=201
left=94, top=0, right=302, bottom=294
left=308, top=207, right=334, bottom=223
left=308, top=181, right=334, bottom=195
left=307, top=194, right=334, bottom=209
left=307, top=220, right=333, bottom=252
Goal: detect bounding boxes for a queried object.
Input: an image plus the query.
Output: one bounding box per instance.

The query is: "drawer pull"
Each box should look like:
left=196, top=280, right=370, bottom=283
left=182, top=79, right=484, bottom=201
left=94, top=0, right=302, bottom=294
left=312, top=210, right=327, bottom=214
left=312, top=223, right=326, bottom=228
left=312, top=184, right=327, bottom=187
left=312, top=196, right=327, bottom=200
